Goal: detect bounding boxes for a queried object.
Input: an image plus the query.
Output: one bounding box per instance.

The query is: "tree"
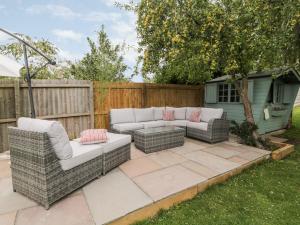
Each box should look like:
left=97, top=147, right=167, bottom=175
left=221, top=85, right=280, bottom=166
left=136, top=0, right=300, bottom=147
left=70, top=26, right=128, bottom=82
left=0, top=33, right=58, bottom=79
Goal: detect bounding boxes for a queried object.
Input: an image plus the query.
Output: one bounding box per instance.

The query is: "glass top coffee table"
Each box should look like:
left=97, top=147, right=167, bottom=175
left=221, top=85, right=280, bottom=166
left=134, top=126, right=185, bottom=153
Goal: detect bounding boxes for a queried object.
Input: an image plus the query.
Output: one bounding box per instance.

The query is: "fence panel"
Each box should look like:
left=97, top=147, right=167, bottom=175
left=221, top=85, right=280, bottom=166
left=94, top=82, right=204, bottom=129
left=0, top=79, right=93, bottom=153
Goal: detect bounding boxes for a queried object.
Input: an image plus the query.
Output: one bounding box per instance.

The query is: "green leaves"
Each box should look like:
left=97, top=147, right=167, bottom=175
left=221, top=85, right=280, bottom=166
left=70, top=26, right=128, bottom=82
left=0, top=33, right=58, bottom=79
left=137, top=0, right=300, bottom=83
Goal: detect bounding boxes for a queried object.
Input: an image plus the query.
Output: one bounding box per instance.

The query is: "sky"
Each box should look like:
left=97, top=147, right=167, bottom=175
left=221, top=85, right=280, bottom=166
left=0, top=0, right=143, bottom=82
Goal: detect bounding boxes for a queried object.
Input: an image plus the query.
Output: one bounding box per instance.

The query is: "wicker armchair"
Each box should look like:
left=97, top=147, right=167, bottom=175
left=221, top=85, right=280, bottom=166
left=8, top=127, right=103, bottom=209
left=186, top=113, right=229, bottom=143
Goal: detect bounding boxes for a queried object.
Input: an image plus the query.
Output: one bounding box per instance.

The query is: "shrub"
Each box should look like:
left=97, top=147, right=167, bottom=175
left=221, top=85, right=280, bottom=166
left=230, top=120, right=275, bottom=150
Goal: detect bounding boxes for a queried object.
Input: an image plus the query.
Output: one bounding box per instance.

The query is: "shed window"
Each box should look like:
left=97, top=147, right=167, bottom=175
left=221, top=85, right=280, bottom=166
left=230, top=84, right=240, bottom=102
left=218, top=83, right=240, bottom=103
left=218, top=83, right=229, bottom=102
left=275, top=83, right=284, bottom=103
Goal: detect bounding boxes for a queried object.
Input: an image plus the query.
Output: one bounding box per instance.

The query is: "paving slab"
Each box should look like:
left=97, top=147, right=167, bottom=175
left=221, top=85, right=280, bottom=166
left=130, top=144, right=146, bottom=159
left=238, top=151, right=267, bottom=161
left=148, top=151, right=187, bottom=167
left=181, top=160, right=220, bottom=179
left=0, top=211, right=16, bottom=225
left=0, top=178, right=37, bottom=214
left=170, top=141, right=208, bottom=155
left=228, top=156, right=250, bottom=165
left=133, top=165, right=206, bottom=201
left=184, top=150, right=240, bottom=173
left=0, top=160, right=11, bottom=179
left=15, top=194, right=94, bottom=225
left=83, top=169, right=153, bottom=225
left=200, top=146, right=240, bottom=159
left=222, top=141, right=242, bottom=147
left=185, top=138, right=214, bottom=147
left=119, top=157, right=161, bottom=178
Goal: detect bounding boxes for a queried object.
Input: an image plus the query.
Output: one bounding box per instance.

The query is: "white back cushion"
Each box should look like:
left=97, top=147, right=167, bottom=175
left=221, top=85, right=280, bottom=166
left=110, top=108, right=135, bottom=124
left=153, top=107, right=165, bottom=120
left=18, top=117, right=72, bottom=160
left=166, top=107, right=186, bottom=120
left=186, top=107, right=201, bottom=120
left=200, top=108, right=223, bottom=122
left=134, top=108, right=154, bottom=122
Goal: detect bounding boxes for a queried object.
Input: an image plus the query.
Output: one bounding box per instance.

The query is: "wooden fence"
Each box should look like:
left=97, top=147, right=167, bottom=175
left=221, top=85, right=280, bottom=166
left=0, top=80, right=203, bottom=153
left=0, top=79, right=94, bottom=153
left=94, top=82, right=204, bottom=129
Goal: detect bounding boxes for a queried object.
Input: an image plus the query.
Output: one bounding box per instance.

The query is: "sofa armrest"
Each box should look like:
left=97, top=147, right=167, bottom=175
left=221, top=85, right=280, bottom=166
left=207, top=118, right=229, bottom=136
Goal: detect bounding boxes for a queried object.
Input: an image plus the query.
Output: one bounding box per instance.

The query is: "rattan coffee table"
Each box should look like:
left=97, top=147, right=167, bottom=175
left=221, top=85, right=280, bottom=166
left=134, top=126, right=185, bottom=153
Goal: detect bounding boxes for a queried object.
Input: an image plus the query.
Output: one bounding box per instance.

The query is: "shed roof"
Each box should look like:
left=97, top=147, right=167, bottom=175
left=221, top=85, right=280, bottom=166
left=206, top=68, right=300, bottom=84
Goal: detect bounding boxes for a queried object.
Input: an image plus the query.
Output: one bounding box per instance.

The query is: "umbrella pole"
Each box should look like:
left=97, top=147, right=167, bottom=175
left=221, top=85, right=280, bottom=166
left=23, top=44, right=36, bottom=118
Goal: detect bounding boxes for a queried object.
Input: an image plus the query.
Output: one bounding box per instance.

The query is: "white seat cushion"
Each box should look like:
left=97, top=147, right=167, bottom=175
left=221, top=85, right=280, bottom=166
left=166, top=107, right=186, bottom=120
left=112, top=123, right=144, bottom=132
left=152, top=107, right=165, bottom=120
left=18, top=117, right=72, bottom=160
left=110, top=108, right=135, bottom=124
left=142, top=120, right=166, bottom=128
left=135, top=108, right=154, bottom=122
left=187, top=121, right=208, bottom=131
left=101, top=133, right=131, bottom=153
left=201, top=108, right=223, bottom=122
left=186, top=107, right=201, bottom=120
left=165, top=120, right=188, bottom=127
left=59, top=141, right=103, bottom=170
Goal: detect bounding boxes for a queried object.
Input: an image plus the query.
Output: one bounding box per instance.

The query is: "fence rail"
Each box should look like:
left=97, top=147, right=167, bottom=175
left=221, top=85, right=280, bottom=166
left=0, top=79, right=94, bottom=153
left=94, top=82, right=204, bottom=129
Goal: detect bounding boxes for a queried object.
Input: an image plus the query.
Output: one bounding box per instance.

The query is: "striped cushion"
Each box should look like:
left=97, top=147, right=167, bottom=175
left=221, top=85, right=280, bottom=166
left=80, top=129, right=108, bottom=144
left=163, top=110, right=175, bottom=121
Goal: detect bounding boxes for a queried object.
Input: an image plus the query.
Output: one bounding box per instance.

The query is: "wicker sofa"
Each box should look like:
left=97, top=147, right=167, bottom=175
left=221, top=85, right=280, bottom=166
left=110, top=107, right=229, bottom=143
left=8, top=118, right=131, bottom=209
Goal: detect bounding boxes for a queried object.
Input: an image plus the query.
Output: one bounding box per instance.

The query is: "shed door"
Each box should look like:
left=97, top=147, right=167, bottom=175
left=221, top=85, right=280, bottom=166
left=283, top=84, right=292, bottom=104
left=205, top=83, right=217, bottom=103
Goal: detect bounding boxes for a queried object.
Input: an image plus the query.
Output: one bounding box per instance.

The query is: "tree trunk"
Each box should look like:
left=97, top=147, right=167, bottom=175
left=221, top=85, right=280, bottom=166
left=239, top=78, right=264, bottom=149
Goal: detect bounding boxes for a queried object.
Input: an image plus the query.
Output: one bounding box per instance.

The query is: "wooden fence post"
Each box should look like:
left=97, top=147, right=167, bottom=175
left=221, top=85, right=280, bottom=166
left=142, top=83, right=147, bottom=107
left=89, top=81, right=94, bottom=129
left=14, top=79, right=20, bottom=120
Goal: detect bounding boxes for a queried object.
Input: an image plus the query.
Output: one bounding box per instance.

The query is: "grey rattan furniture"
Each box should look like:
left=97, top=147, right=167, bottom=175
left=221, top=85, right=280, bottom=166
left=103, top=143, right=131, bottom=174
left=134, top=126, right=185, bottom=153
left=187, top=113, right=229, bottom=143
left=8, top=127, right=103, bottom=209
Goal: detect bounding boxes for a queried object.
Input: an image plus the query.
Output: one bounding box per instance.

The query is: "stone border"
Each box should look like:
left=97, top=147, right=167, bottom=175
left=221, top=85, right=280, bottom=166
left=108, top=154, right=270, bottom=225
left=271, top=141, right=295, bottom=160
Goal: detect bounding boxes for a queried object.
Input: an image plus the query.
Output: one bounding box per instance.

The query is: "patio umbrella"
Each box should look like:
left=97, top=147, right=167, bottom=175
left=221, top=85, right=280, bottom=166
left=0, top=28, right=56, bottom=118
left=0, top=54, right=22, bottom=77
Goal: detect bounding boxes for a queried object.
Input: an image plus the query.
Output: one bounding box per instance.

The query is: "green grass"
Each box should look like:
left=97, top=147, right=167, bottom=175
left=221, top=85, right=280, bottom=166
left=292, top=106, right=300, bottom=129
left=136, top=107, right=300, bottom=225
left=281, top=107, right=300, bottom=142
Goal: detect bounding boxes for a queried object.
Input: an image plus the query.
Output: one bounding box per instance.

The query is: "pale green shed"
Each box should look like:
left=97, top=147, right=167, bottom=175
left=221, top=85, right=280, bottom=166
left=205, top=68, right=300, bottom=134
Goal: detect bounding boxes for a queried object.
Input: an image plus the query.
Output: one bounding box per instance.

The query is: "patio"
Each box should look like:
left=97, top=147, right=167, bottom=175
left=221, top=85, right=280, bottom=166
left=0, top=138, right=270, bottom=225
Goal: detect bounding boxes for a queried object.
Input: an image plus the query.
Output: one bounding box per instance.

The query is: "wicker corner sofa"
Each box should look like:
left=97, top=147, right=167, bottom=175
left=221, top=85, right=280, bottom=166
left=110, top=107, right=229, bottom=143
left=8, top=118, right=131, bottom=209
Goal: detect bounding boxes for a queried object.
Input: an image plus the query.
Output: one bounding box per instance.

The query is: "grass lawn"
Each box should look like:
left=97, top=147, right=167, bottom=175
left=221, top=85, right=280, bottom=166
left=136, top=108, right=300, bottom=225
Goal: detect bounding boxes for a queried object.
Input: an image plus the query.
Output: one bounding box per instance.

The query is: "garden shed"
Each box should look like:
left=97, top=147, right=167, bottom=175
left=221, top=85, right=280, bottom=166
left=205, top=68, right=300, bottom=134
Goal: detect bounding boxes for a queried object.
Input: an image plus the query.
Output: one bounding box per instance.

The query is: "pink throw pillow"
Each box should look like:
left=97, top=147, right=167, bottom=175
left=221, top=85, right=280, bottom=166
left=80, top=129, right=108, bottom=144
left=189, top=111, right=201, bottom=122
left=163, top=110, right=175, bottom=121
